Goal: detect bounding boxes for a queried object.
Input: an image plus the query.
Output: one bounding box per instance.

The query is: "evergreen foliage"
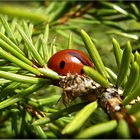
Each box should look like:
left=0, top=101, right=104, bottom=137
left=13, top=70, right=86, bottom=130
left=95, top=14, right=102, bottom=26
left=0, top=1, right=140, bottom=138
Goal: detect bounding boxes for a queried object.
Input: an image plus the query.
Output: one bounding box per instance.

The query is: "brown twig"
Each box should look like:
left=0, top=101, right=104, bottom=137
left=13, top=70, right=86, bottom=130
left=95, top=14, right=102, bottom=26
left=58, top=3, right=94, bottom=25
left=59, top=73, right=140, bottom=138
left=98, top=88, right=140, bottom=138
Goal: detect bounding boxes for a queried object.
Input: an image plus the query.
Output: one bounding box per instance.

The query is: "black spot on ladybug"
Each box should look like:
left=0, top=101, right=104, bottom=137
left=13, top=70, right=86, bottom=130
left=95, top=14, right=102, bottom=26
left=69, top=52, right=89, bottom=66
left=60, top=61, right=65, bottom=69
left=80, top=69, right=84, bottom=74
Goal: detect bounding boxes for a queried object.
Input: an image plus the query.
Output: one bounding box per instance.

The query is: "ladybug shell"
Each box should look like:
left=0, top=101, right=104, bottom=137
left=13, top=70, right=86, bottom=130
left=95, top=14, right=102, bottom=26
left=48, top=49, right=94, bottom=75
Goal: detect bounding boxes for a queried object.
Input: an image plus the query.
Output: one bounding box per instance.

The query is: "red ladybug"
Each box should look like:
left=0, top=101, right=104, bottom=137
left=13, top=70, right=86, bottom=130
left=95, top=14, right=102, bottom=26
left=48, top=49, right=94, bottom=75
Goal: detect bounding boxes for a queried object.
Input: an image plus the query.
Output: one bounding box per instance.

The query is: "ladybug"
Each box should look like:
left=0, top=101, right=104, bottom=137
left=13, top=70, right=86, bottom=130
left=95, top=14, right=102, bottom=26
left=48, top=49, right=94, bottom=75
